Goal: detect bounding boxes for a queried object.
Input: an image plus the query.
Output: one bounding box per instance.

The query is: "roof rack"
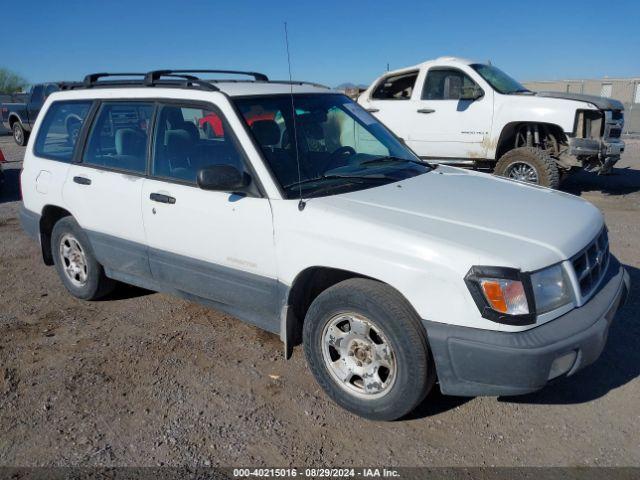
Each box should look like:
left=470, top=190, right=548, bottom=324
left=63, top=69, right=329, bottom=92
left=145, top=69, right=269, bottom=83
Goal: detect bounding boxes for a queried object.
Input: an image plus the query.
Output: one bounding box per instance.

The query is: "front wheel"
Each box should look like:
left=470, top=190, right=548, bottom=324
left=303, top=278, right=435, bottom=421
left=494, top=146, right=560, bottom=189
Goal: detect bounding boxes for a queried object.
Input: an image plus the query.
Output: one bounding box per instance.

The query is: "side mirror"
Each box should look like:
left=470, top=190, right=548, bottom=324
left=460, top=85, right=484, bottom=101
left=197, top=165, right=251, bottom=192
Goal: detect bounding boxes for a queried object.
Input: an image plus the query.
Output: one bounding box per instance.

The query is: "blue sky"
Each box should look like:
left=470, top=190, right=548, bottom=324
left=6, top=0, right=639, bottom=87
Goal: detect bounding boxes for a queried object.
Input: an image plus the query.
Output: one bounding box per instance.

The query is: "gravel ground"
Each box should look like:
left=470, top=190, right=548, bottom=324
left=0, top=133, right=639, bottom=467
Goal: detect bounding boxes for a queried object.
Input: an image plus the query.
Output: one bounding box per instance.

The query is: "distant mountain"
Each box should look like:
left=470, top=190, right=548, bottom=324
left=335, top=82, right=368, bottom=90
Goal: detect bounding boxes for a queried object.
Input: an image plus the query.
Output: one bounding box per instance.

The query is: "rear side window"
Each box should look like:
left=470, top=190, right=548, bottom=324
left=151, top=104, right=245, bottom=183
left=34, top=101, right=93, bottom=162
left=422, top=68, right=477, bottom=100
left=371, top=71, right=418, bottom=100
left=83, top=102, right=154, bottom=174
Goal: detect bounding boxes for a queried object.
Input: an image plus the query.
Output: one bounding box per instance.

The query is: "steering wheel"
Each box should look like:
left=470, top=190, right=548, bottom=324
left=325, top=146, right=356, bottom=170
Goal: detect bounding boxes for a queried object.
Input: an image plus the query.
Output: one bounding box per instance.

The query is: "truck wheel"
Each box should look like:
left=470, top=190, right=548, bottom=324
left=51, top=216, right=115, bottom=300
left=494, top=147, right=560, bottom=189
left=303, top=278, right=435, bottom=421
left=12, top=122, right=28, bottom=146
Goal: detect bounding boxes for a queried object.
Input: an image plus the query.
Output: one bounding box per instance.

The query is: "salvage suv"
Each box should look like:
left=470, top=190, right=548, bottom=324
left=358, top=57, right=626, bottom=188
left=20, top=70, right=629, bottom=420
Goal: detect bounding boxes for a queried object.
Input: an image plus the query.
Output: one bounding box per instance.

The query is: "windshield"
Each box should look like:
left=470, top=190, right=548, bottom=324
left=471, top=64, right=529, bottom=94
left=234, top=94, right=430, bottom=199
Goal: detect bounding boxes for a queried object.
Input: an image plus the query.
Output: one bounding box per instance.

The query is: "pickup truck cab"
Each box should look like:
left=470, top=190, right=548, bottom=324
left=20, top=70, right=629, bottom=420
left=1, top=83, right=64, bottom=146
left=358, top=57, right=626, bottom=188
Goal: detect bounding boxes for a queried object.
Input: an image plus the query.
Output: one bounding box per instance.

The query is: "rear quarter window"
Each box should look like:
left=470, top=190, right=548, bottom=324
left=34, top=101, right=93, bottom=162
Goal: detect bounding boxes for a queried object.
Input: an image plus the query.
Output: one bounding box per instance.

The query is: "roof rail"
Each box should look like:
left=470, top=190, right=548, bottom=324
left=83, top=72, right=146, bottom=87
left=146, top=69, right=269, bottom=82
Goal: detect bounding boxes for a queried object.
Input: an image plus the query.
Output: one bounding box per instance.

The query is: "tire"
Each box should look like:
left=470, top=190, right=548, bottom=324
left=303, top=278, right=435, bottom=421
left=494, top=146, right=560, bottom=189
left=51, top=216, right=115, bottom=300
left=12, top=122, right=28, bottom=146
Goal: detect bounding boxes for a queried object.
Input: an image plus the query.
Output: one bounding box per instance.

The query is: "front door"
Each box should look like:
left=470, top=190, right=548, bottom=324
left=63, top=101, right=154, bottom=278
left=406, top=67, right=493, bottom=159
left=141, top=103, right=279, bottom=331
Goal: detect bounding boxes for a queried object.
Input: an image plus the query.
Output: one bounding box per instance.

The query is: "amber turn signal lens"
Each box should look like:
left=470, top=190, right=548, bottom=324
left=479, top=278, right=529, bottom=315
left=481, top=280, right=508, bottom=313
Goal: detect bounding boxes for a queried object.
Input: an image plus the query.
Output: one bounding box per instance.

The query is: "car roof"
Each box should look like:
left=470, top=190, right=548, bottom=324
left=210, top=81, right=333, bottom=96
left=46, top=80, right=334, bottom=102
left=384, top=57, right=478, bottom=76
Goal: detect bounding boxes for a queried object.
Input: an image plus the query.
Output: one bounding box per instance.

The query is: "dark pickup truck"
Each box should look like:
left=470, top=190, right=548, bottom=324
left=1, top=83, right=62, bottom=145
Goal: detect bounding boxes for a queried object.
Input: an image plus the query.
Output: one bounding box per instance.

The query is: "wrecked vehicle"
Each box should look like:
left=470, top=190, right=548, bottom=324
left=359, top=57, right=625, bottom=188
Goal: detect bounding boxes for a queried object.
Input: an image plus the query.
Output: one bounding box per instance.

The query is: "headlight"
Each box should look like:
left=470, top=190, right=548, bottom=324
left=465, top=264, right=576, bottom=325
left=530, top=264, right=574, bottom=314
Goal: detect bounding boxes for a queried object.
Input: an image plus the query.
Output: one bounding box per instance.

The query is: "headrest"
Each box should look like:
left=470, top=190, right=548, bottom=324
left=176, top=121, right=200, bottom=142
left=251, top=120, right=280, bottom=146
left=303, top=122, right=324, bottom=140
left=115, top=128, right=145, bottom=156
left=165, top=129, right=193, bottom=155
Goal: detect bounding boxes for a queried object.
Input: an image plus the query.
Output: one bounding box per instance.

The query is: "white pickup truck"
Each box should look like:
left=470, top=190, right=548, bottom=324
left=358, top=57, right=625, bottom=188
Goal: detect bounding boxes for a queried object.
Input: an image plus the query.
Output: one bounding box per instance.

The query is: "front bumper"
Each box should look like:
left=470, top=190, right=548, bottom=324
left=424, top=257, right=629, bottom=397
left=568, top=137, right=625, bottom=158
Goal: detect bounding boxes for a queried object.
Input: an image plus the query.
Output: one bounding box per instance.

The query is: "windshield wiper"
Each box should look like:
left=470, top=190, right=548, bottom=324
left=284, top=174, right=388, bottom=191
left=360, top=156, right=430, bottom=167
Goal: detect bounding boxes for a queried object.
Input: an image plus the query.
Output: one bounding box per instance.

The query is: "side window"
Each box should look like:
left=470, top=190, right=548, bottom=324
left=371, top=71, right=419, bottom=100
left=151, top=104, right=245, bottom=183
left=34, top=101, right=93, bottom=162
left=83, top=102, right=154, bottom=174
left=422, top=69, right=477, bottom=100
left=30, top=85, right=44, bottom=104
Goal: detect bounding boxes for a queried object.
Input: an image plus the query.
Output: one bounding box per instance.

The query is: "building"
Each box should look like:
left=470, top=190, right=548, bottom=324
left=522, top=77, right=640, bottom=134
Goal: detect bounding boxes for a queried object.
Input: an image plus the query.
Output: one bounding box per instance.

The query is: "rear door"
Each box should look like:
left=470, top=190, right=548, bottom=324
left=140, top=102, right=279, bottom=331
left=360, top=70, right=420, bottom=145
left=406, top=67, right=493, bottom=159
left=63, top=101, right=154, bottom=278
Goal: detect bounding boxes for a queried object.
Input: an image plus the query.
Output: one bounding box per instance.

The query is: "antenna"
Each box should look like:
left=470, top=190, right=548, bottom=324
left=284, top=22, right=305, bottom=211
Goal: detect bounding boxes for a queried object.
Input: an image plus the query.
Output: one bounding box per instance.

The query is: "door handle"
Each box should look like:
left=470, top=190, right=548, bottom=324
left=366, top=108, right=380, bottom=113
left=150, top=193, right=176, bottom=204
left=417, top=108, right=436, bottom=114
left=73, top=176, right=91, bottom=185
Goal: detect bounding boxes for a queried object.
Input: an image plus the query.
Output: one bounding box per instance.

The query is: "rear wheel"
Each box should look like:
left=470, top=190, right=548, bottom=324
left=303, top=278, right=435, bottom=421
left=12, top=122, right=28, bottom=146
left=51, top=217, right=115, bottom=300
left=494, top=146, right=560, bottom=189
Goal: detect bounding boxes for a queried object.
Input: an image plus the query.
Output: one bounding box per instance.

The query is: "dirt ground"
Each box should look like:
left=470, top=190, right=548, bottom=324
left=0, top=134, right=639, bottom=468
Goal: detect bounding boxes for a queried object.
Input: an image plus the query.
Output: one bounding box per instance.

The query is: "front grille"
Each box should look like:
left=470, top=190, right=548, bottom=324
left=608, top=128, right=622, bottom=138
left=571, top=229, right=610, bottom=298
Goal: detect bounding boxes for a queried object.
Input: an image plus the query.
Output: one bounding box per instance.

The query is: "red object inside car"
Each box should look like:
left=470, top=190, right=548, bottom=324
left=198, top=112, right=275, bottom=137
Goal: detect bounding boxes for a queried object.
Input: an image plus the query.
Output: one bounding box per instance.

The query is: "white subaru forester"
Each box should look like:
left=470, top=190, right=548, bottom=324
left=20, top=70, right=629, bottom=420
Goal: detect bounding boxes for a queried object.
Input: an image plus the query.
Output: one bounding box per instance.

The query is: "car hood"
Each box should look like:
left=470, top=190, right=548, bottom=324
left=312, top=166, right=604, bottom=271
left=536, top=91, right=624, bottom=111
